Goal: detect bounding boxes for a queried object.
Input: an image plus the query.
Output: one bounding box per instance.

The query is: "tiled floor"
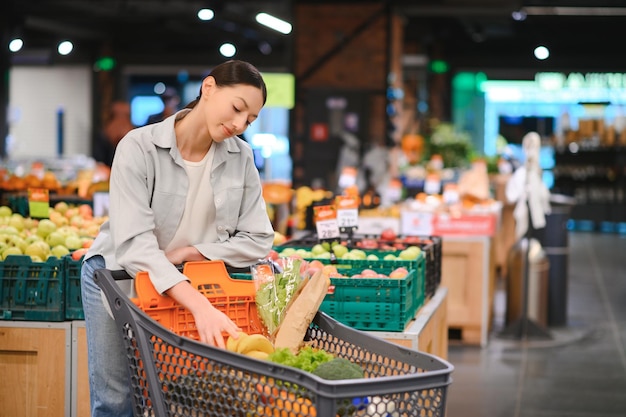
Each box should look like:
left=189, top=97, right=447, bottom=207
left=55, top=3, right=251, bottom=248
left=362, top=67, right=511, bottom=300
left=445, top=231, right=626, bottom=417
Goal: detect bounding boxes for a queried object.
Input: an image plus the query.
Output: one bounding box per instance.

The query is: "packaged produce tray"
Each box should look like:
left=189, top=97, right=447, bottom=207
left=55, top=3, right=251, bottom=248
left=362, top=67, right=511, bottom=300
left=351, top=234, right=442, bottom=300
left=274, top=244, right=426, bottom=274
left=0, top=255, right=65, bottom=321
left=93, top=265, right=454, bottom=417
left=321, top=264, right=424, bottom=332
left=281, top=233, right=441, bottom=301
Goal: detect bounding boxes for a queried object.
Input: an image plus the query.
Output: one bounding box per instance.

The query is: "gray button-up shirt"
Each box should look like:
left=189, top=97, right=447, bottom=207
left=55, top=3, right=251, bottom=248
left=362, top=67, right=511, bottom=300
left=86, top=109, right=274, bottom=295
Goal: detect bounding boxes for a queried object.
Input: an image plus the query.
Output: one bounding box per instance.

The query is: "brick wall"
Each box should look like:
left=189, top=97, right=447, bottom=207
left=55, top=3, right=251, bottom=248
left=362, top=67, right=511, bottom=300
left=292, top=3, right=390, bottom=188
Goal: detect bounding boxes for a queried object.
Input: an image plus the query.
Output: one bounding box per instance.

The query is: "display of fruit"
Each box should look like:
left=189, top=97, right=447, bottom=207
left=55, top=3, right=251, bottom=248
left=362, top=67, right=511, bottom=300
left=0, top=204, right=105, bottom=262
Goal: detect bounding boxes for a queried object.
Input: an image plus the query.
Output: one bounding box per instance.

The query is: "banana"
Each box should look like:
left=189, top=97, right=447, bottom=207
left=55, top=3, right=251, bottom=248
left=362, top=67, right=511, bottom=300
left=226, top=331, right=249, bottom=352
left=245, top=350, right=270, bottom=360
left=236, top=333, right=275, bottom=355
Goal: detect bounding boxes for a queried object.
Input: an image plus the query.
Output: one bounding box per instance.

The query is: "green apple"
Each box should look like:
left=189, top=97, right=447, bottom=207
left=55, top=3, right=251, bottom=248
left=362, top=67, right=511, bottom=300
left=37, top=219, right=57, bottom=238
left=0, top=206, right=12, bottom=217
left=279, top=247, right=296, bottom=257
left=332, top=244, right=348, bottom=258
left=384, top=254, right=397, bottom=261
left=2, top=246, right=23, bottom=260
left=366, top=254, right=379, bottom=261
left=0, top=225, right=19, bottom=235
left=8, top=214, right=25, bottom=231
left=65, top=235, right=83, bottom=250
left=399, top=247, right=421, bottom=260
left=349, top=249, right=367, bottom=260
left=46, top=231, right=66, bottom=248
left=51, top=245, right=71, bottom=258
left=311, top=244, right=327, bottom=256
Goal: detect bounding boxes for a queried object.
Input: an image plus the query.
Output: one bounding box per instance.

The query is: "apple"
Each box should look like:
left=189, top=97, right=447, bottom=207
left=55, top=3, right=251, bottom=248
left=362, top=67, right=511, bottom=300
left=266, top=249, right=279, bottom=261
left=273, top=231, right=287, bottom=246
left=2, top=246, right=23, bottom=259
left=54, top=201, right=69, bottom=215
left=0, top=206, right=12, bottom=217
left=9, top=214, right=25, bottom=231
left=311, top=244, right=327, bottom=256
left=71, top=247, right=88, bottom=261
left=46, top=231, right=66, bottom=248
left=37, top=219, right=57, bottom=238
left=361, top=269, right=379, bottom=278
left=380, top=228, right=397, bottom=241
left=25, top=242, right=48, bottom=260
left=51, top=245, right=70, bottom=258
left=331, top=244, right=348, bottom=258
left=389, top=267, right=409, bottom=279
left=65, top=235, right=83, bottom=250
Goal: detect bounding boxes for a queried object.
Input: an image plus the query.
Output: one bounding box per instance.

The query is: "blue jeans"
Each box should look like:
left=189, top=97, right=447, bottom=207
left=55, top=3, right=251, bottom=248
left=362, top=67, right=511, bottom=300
left=81, top=256, right=133, bottom=417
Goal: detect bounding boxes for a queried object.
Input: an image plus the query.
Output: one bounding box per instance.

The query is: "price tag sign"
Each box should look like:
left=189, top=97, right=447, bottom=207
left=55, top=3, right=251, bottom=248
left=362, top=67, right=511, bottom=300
left=27, top=188, right=50, bottom=218
left=313, top=205, right=340, bottom=240
left=335, top=195, right=359, bottom=231
left=401, top=210, right=434, bottom=235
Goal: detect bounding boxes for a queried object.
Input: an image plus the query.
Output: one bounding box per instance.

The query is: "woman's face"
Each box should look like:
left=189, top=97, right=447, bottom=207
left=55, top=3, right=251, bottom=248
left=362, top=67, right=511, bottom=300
left=202, top=77, right=264, bottom=142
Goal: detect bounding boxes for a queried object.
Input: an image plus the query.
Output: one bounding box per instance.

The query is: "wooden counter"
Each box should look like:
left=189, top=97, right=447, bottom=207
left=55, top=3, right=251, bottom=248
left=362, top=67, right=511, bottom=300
left=368, top=286, right=448, bottom=360
left=441, top=235, right=496, bottom=347
left=0, top=321, right=72, bottom=417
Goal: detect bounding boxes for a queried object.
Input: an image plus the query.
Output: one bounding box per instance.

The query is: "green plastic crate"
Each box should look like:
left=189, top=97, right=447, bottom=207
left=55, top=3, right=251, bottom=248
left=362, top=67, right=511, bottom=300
left=320, top=261, right=424, bottom=332
left=274, top=244, right=425, bottom=272
left=0, top=255, right=65, bottom=321
left=65, top=255, right=84, bottom=320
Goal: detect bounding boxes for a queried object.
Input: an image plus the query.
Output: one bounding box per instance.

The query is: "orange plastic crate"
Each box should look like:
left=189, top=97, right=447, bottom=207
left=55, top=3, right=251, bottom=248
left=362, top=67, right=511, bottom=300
left=132, top=260, right=265, bottom=340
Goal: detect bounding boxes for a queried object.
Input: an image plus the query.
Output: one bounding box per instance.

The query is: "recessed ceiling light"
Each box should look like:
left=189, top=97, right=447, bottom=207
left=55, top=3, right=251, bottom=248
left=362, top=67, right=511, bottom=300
left=197, top=8, right=214, bottom=21
left=255, top=13, right=292, bottom=35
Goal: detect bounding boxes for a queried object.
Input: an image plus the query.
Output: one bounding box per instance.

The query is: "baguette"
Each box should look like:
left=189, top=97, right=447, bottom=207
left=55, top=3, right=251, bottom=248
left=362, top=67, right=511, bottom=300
left=273, top=270, right=331, bottom=354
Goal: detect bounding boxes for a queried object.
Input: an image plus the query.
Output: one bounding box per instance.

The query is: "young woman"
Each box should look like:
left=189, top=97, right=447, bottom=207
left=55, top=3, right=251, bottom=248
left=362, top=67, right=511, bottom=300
left=80, top=60, right=275, bottom=417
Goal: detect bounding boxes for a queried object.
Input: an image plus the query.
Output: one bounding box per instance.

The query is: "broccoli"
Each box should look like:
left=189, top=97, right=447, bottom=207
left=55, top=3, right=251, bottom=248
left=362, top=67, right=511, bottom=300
left=311, top=358, right=364, bottom=380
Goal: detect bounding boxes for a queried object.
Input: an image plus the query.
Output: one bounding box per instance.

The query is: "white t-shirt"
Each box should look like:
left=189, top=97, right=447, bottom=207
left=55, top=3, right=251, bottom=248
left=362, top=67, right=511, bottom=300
left=165, top=145, right=217, bottom=251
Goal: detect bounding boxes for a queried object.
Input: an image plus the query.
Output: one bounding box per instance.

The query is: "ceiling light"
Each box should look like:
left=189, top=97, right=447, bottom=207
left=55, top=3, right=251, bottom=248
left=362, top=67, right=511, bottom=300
left=255, top=13, right=292, bottom=35
left=197, top=8, right=214, bottom=21
left=534, top=46, right=550, bottom=60
left=511, top=10, right=527, bottom=21
left=57, top=40, right=73, bottom=55
left=9, top=38, right=24, bottom=53
left=220, top=43, right=236, bottom=58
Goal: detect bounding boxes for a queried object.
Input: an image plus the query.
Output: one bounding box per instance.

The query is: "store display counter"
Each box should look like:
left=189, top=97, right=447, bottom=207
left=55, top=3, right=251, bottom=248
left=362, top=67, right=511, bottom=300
left=441, top=235, right=496, bottom=347
left=368, top=286, right=448, bottom=360
left=0, top=321, right=72, bottom=417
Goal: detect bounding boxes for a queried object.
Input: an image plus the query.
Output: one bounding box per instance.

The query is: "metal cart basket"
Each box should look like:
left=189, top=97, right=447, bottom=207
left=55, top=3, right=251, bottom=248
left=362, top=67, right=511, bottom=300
left=94, top=267, right=454, bottom=417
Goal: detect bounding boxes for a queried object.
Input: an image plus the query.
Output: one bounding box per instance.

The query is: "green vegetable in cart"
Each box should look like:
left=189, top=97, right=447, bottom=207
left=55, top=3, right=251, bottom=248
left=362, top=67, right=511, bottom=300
left=311, top=358, right=365, bottom=380
left=268, top=346, right=334, bottom=373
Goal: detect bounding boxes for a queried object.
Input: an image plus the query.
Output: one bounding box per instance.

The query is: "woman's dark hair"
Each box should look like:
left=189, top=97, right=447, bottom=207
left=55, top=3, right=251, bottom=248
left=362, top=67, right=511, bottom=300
left=185, top=60, right=267, bottom=109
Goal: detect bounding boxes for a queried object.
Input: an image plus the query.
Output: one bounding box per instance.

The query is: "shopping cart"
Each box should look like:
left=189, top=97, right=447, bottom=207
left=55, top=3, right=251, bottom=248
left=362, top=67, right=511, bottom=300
left=94, top=267, right=454, bottom=417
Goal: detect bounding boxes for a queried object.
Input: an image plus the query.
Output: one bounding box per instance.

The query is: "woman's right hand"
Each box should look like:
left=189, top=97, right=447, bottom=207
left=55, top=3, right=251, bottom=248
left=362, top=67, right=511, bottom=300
left=191, top=301, right=241, bottom=348
left=165, top=280, right=240, bottom=348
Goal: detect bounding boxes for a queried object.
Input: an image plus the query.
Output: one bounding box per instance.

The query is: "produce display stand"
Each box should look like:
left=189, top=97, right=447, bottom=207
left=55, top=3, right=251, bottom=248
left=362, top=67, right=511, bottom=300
left=368, top=286, right=448, bottom=360
left=0, top=320, right=72, bottom=417
left=93, top=267, right=454, bottom=417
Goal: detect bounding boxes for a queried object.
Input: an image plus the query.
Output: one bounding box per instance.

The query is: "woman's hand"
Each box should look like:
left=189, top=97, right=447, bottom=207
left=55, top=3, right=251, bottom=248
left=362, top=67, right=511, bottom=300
left=165, top=246, right=206, bottom=265
left=192, top=302, right=241, bottom=348
left=165, top=280, right=240, bottom=348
